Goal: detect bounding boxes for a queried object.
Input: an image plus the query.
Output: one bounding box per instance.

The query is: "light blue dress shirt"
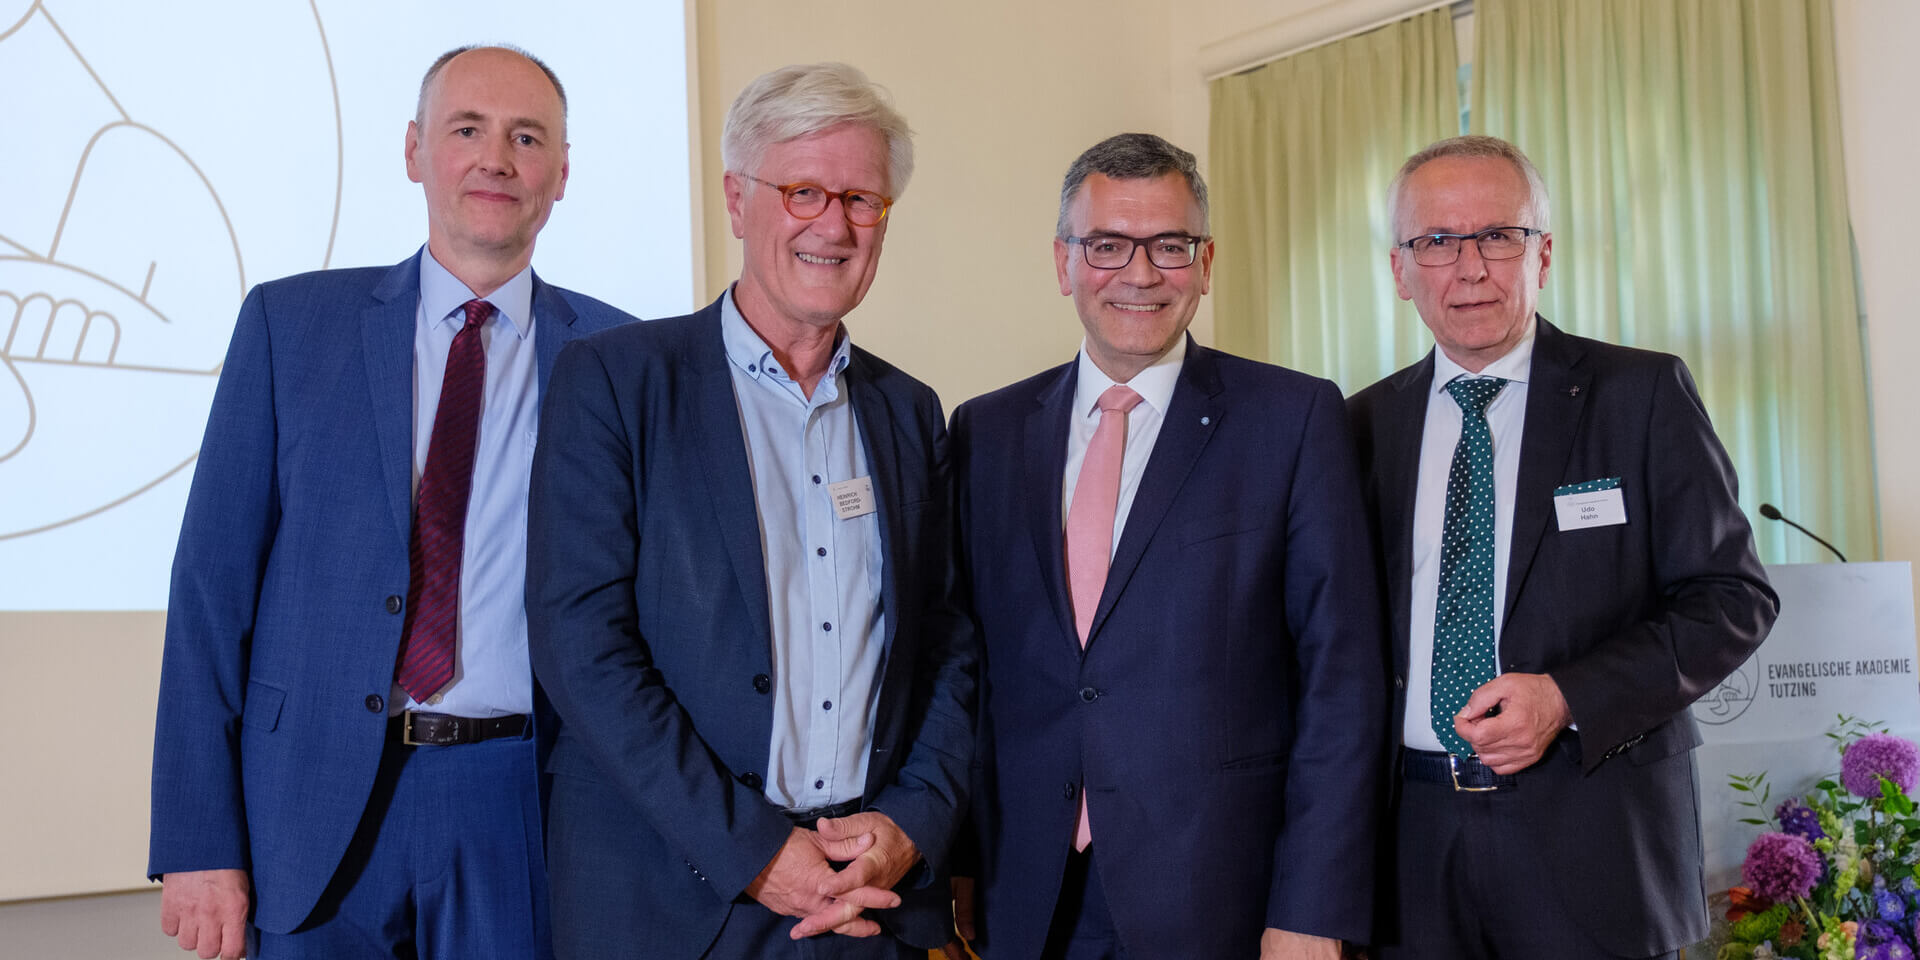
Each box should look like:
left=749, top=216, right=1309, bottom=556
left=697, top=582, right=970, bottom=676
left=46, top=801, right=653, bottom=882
left=721, top=289, right=885, bottom=810
left=388, top=248, right=538, bottom=719
left=1403, top=319, right=1535, bottom=750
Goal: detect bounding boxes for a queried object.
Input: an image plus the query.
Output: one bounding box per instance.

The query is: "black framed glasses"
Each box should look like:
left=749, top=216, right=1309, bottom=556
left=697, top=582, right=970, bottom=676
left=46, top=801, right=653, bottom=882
left=742, top=174, right=892, bottom=226
left=1397, top=226, right=1543, bottom=266
left=1064, top=234, right=1209, bottom=270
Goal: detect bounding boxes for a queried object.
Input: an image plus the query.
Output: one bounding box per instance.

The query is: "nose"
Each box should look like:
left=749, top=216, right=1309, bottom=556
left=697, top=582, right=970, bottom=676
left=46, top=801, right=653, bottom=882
left=479, top=134, right=515, bottom=176
left=1117, top=243, right=1163, bottom=286
left=808, top=196, right=854, bottom=241
left=1453, top=237, right=1490, bottom=282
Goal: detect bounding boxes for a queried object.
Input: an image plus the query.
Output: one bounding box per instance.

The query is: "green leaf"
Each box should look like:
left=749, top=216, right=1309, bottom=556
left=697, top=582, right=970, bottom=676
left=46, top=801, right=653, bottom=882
left=1738, top=817, right=1767, bottom=825
left=1817, top=779, right=1840, bottom=792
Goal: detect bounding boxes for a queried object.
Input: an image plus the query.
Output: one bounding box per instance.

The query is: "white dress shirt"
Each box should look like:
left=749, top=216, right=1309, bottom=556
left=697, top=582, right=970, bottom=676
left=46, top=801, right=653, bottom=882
left=1403, top=321, right=1535, bottom=751
left=721, top=289, right=885, bottom=811
left=1061, top=337, right=1188, bottom=558
left=391, top=248, right=539, bottom=719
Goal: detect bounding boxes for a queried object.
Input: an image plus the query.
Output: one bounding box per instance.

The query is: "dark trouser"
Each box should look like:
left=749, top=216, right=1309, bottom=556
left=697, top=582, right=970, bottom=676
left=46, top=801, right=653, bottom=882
left=251, top=732, right=549, bottom=959
left=701, top=907, right=922, bottom=960
left=1040, top=848, right=1127, bottom=960
left=1378, top=774, right=1677, bottom=960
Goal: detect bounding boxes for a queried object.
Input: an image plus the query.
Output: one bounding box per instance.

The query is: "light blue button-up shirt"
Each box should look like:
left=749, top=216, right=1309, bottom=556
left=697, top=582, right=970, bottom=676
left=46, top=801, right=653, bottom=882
left=721, top=289, right=885, bottom=810
left=388, top=248, right=538, bottom=719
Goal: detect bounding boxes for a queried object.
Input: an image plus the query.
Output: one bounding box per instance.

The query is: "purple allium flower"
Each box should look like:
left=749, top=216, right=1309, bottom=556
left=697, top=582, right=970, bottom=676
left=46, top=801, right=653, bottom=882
left=1842, top=733, right=1920, bottom=798
left=1857, top=920, right=1915, bottom=960
left=1883, top=889, right=1911, bottom=922
left=1743, top=832, right=1823, bottom=903
left=1778, top=797, right=1828, bottom=840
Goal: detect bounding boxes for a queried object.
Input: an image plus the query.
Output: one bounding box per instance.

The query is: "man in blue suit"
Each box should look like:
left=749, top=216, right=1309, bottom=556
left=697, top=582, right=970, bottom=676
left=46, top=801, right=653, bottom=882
left=526, top=62, right=976, bottom=959
left=149, top=45, right=633, bottom=959
left=946, top=133, right=1387, bottom=959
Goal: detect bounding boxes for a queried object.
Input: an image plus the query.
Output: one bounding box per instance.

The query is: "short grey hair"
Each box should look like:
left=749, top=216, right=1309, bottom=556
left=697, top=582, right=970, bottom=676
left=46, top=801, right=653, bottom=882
left=1387, top=134, right=1550, bottom=242
left=1056, top=133, right=1209, bottom=239
left=415, top=44, right=568, bottom=133
left=721, top=62, right=915, bottom=197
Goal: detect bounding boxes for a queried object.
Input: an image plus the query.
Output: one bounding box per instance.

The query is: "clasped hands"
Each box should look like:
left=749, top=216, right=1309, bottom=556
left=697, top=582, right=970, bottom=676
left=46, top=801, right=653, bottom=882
left=1453, top=671, right=1573, bottom=774
left=746, top=810, right=920, bottom=940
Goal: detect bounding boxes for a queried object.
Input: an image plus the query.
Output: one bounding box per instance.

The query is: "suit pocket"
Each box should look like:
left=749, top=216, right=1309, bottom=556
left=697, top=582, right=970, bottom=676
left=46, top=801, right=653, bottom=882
left=242, top=680, right=287, bottom=732
left=1220, top=750, right=1288, bottom=774
left=1182, top=510, right=1265, bottom=547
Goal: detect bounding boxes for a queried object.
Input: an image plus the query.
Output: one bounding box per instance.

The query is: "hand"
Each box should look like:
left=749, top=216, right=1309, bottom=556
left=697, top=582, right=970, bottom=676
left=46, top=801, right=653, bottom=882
left=791, top=811, right=920, bottom=939
left=939, top=875, right=976, bottom=959
left=1261, top=927, right=1341, bottom=960
left=159, top=869, right=250, bottom=960
left=1454, top=672, right=1572, bottom=774
left=748, top=827, right=887, bottom=938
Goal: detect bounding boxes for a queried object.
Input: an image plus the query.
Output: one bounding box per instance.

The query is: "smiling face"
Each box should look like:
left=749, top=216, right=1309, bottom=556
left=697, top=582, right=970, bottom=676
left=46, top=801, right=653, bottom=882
left=405, top=47, right=569, bottom=282
left=724, top=123, right=890, bottom=336
left=1055, top=173, right=1213, bottom=383
left=1390, top=155, right=1551, bottom=372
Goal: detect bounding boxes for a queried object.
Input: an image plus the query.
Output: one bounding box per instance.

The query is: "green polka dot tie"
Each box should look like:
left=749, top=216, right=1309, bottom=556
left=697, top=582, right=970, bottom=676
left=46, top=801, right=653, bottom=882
left=1432, top=376, right=1507, bottom=756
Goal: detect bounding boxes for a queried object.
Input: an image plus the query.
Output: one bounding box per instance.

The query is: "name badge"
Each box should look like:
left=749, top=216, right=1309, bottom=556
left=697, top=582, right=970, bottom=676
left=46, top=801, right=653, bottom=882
left=1553, top=477, right=1626, bottom=531
left=828, top=477, right=877, bottom=520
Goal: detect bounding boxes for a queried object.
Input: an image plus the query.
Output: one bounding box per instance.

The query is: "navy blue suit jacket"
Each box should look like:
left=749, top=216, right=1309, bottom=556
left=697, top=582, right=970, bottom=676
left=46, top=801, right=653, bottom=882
left=148, top=252, right=634, bottom=932
left=1347, top=317, right=1777, bottom=955
left=525, top=297, right=977, bottom=956
left=951, top=339, right=1388, bottom=956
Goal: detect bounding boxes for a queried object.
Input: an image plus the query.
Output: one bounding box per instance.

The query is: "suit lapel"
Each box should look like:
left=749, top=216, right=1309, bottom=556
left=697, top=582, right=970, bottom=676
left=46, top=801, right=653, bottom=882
left=531, top=273, right=580, bottom=400
left=1024, top=362, right=1079, bottom=654
left=362, top=254, right=423, bottom=546
left=688, top=301, right=775, bottom=651
left=1086, top=339, right=1224, bottom=647
left=846, top=350, right=903, bottom=655
left=1503, top=317, right=1590, bottom=627
left=1380, top=353, right=1435, bottom=673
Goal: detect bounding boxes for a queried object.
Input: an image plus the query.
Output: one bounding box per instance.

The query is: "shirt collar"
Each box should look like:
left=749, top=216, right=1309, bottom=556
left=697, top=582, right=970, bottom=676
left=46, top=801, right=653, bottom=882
left=418, top=246, right=534, bottom=339
left=1432, top=315, right=1536, bottom=394
left=1073, top=335, right=1187, bottom=420
left=720, top=285, right=852, bottom=384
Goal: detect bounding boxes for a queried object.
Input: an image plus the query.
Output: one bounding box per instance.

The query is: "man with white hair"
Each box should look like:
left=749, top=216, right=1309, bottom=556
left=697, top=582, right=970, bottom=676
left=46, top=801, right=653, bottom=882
left=1348, top=134, right=1776, bottom=958
left=527, top=62, right=975, bottom=959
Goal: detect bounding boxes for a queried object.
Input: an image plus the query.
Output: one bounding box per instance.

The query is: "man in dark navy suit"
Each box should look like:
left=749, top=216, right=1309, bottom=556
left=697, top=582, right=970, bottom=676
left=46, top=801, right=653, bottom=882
left=947, top=133, right=1387, bottom=960
left=527, top=62, right=975, bottom=959
left=1348, top=135, right=1777, bottom=959
left=150, top=45, right=633, bottom=959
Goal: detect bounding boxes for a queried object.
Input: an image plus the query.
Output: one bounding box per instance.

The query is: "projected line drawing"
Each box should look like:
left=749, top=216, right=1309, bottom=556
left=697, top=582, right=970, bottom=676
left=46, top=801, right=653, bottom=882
left=0, top=0, right=342, bottom=540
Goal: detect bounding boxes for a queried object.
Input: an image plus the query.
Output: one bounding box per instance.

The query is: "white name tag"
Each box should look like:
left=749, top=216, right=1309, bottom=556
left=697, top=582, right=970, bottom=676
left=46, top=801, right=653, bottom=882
left=1554, top=487, right=1627, bottom=531
left=828, top=477, right=877, bottom=520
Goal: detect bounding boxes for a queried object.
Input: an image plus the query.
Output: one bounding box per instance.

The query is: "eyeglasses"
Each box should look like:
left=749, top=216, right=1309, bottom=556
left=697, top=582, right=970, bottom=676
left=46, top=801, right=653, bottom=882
left=1064, top=234, right=1209, bottom=270
left=1397, top=226, right=1543, bottom=266
left=742, top=174, right=892, bottom=227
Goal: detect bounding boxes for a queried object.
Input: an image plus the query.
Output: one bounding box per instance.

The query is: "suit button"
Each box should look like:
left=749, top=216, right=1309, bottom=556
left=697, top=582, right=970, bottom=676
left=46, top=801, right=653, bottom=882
left=365, top=694, right=384, bottom=713
left=1394, top=675, right=1405, bottom=690
left=385, top=594, right=403, bottom=615
left=740, top=772, right=763, bottom=790
left=1078, top=687, right=1099, bottom=703
left=752, top=674, right=771, bottom=694
left=1063, top=782, right=1077, bottom=799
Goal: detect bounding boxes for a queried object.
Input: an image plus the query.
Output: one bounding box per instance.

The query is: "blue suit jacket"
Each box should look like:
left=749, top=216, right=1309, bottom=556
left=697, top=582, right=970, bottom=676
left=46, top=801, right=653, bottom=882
left=525, top=297, right=978, bottom=956
left=148, top=252, right=634, bottom=933
left=1347, top=317, right=1777, bottom=955
left=950, top=339, right=1388, bottom=957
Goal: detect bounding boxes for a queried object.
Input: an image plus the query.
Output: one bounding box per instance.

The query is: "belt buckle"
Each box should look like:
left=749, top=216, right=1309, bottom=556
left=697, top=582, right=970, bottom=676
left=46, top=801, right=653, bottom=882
left=401, top=711, right=458, bottom=747
left=1449, top=754, right=1499, bottom=792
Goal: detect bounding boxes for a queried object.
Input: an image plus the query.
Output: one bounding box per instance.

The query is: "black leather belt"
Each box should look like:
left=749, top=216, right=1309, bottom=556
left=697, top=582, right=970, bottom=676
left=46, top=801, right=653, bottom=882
left=389, top=711, right=529, bottom=746
left=783, top=798, right=863, bottom=830
left=1403, top=748, right=1518, bottom=792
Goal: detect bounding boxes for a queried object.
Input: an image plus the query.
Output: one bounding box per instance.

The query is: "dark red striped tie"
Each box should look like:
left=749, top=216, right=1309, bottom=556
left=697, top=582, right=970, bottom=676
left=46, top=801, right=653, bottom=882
left=394, top=299, right=491, bottom=703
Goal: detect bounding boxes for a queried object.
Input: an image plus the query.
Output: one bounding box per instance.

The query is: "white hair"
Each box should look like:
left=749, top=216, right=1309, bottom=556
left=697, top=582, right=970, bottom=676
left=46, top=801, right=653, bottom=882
left=720, top=62, right=915, bottom=196
left=1387, top=135, right=1551, bottom=242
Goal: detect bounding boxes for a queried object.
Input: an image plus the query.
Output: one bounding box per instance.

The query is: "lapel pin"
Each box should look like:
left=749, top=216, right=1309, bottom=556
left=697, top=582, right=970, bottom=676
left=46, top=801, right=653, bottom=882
left=1568, top=386, right=1581, bottom=397
left=1200, top=416, right=1211, bottom=426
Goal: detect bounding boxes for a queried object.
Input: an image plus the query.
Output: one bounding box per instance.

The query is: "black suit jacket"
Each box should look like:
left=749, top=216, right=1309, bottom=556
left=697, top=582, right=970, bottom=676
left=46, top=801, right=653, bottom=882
left=953, top=340, right=1387, bottom=956
left=525, top=298, right=977, bottom=956
left=1347, top=317, right=1777, bottom=955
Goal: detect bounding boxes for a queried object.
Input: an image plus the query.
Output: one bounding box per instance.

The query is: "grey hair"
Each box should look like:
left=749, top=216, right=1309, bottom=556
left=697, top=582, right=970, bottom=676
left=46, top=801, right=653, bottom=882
left=415, top=45, right=568, bottom=133
left=1387, top=134, right=1550, bottom=242
left=1056, top=133, right=1209, bottom=239
left=721, top=62, right=915, bottom=197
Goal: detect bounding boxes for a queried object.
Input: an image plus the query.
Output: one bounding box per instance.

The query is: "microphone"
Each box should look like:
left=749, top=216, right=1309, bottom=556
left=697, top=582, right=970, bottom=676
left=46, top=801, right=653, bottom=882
left=1759, top=503, right=1847, bottom=562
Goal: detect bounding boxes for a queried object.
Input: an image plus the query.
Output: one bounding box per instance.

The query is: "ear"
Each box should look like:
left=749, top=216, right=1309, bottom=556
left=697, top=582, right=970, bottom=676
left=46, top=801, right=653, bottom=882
left=404, top=121, right=424, bottom=184
left=1054, top=237, right=1072, bottom=296
left=1390, top=247, right=1412, bottom=301
left=724, top=172, right=748, bottom=240
left=556, top=143, right=570, bottom=202
left=1197, top=238, right=1215, bottom=295
left=1535, top=232, right=1552, bottom=288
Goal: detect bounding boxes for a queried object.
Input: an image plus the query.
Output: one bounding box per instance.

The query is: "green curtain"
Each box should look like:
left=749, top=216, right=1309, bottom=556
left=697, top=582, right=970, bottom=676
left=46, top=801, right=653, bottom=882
left=1209, top=8, right=1460, bottom=393
left=1473, top=0, right=1877, bottom=564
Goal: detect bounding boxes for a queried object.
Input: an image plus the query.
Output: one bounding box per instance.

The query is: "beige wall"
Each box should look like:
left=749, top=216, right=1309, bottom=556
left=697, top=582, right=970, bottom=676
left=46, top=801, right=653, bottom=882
left=7, top=0, right=1914, bottom=905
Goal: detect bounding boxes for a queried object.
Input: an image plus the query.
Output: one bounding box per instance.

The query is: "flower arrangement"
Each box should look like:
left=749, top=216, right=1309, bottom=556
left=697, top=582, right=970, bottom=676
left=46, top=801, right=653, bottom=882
left=1719, top=717, right=1920, bottom=960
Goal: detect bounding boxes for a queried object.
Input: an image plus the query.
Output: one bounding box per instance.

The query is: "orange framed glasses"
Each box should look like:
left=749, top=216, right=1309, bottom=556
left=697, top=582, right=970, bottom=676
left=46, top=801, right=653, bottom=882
left=742, top=174, right=893, bottom=227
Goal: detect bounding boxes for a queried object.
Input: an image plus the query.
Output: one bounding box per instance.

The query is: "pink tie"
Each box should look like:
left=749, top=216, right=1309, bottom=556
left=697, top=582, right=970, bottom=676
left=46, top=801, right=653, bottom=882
left=1064, top=383, right=1141, bottom=850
